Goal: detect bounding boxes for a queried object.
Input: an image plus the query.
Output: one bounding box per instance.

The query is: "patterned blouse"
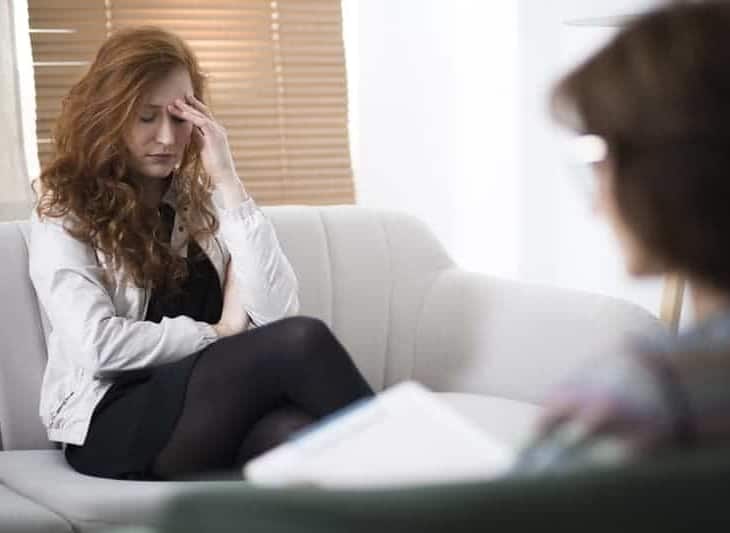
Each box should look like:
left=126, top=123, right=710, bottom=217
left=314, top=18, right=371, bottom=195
left=515, top=310, right=730, bottom=472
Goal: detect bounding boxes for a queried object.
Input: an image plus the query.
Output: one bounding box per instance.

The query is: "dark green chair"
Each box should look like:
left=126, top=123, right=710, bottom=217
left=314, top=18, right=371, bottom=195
left=154, top=446, right=730, bottom=533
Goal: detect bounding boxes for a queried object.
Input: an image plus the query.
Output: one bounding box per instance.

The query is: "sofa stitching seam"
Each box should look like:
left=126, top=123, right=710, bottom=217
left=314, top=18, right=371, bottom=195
left=411, top=267, right=454, bottom=385
left=376, top=211, right=394, bottom=390
left=316, top=209, right=335, bottom=330
left=0, top=481, right=74, bottom=532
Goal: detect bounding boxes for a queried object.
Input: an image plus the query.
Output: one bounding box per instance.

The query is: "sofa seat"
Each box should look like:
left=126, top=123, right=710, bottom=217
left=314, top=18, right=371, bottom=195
left=0, top=451, right=234, bottom=533
left=437, top=393, right=542, bottom=449
left=0, top=394, right=540, bottom=532
left=0, top=482, right=71, bottom=533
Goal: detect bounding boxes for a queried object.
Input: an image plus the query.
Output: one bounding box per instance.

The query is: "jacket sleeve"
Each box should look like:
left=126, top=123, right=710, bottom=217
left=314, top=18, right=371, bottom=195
left=214, top=196, right=300, bottom=326
left=28, top=212, right=219, bottom=378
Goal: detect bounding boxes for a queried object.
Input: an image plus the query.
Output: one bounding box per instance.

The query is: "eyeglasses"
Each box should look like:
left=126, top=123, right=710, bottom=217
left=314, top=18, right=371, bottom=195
left=561, top=133, right=609, bottom=199
left=568, top=134, right=608, bottom=165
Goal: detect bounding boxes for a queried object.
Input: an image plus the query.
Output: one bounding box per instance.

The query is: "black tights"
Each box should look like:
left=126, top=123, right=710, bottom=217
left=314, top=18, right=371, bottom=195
left=151, top=316, right=374, bottom=480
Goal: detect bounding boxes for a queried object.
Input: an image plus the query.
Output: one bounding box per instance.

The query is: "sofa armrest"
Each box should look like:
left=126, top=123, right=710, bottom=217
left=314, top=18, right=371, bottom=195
left=409, top=268, right=664, bottom=404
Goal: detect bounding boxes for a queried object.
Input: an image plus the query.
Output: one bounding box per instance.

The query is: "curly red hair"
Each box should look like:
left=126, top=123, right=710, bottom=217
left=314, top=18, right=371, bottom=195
left=36, top=26, right=219, bottom=289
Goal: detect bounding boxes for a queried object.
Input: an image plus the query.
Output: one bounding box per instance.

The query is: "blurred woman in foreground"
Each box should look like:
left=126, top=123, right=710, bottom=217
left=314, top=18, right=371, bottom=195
left=518, top=0, right=730, bottom=470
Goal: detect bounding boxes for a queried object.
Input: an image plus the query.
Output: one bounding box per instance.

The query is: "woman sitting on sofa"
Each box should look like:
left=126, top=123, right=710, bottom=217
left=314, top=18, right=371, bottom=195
left=517, top=0, right=730, bottom=471
left=28, top=26, right=373, bottom=481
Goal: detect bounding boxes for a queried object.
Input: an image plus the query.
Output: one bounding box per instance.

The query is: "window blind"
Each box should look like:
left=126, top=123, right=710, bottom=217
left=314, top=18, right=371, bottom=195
left=28, top=0, right=355, bottom=205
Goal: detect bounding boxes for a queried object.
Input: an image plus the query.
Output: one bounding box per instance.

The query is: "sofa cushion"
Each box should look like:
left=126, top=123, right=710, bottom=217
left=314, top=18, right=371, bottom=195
left=264, top=206, right=454, bottom=392
left=0, top=483, right=71, bottom=533
left=0, top=450, right=243, bottom=533
left=0, top=222, right=52, bottom=450
left=0, top=395, right=539, bottom=531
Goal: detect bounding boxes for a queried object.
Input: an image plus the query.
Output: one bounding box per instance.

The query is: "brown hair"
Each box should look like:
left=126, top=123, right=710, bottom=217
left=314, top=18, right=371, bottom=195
left=36, top=26, right=218, bottom=289
left=552, top=1, right=730, bottom=291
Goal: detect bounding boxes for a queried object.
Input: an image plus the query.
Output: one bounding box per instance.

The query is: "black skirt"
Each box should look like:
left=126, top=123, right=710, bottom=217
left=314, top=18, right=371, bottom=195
left=64, top=353, right=202, bottom=480
left=65, top=206, right=223, bottom=480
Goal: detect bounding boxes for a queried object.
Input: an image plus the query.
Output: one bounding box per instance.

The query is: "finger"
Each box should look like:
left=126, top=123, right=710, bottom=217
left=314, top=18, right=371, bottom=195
left=175, top=98, right=209, bottom=124
left=535, top=408, right=571, bottom=436
left=186, top=93, right=212, bottom=117
left=168, top=102, right=208, bottom=129
left=191, top=122, right=206, bottom=140
left=177, top=101, right=218, bottom=137
left=174, top=98, right=209, bottom=122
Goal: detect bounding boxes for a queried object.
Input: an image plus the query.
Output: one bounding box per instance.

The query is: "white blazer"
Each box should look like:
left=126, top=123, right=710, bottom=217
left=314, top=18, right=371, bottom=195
left=28, top=186, right=299, bottom=445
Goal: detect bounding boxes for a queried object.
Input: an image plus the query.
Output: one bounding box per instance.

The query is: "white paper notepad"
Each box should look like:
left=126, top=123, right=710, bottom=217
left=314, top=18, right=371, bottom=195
left=244, top=381, right=516, bottom=488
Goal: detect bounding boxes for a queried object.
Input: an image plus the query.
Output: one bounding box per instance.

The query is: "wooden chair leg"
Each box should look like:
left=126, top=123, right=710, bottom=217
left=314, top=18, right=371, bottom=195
left=660, top=274, right=685, bottom=333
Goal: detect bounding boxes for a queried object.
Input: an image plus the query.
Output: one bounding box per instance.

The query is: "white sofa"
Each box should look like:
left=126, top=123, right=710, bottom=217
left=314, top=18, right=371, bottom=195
left=0, top=205, right=663, bottom=532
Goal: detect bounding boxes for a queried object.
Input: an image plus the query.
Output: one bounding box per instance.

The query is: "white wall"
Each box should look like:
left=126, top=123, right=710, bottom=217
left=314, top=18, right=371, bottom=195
left=343, top=0, right=520, bottom=278
left=0, top=0, right=33, bottom=220
left=12, top=0, right=39, bottom=183
left=518, top=0, right=668, bottom=312
left=344, top=0, right=685, bottom=319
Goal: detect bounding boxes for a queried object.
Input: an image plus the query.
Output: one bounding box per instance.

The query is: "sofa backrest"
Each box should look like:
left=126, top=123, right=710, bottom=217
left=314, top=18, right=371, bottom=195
left=262, top=206, right=454, bottom=389
left=0, top=206, right=454, bottom=450
left=0, top=222, right=53, bottom=450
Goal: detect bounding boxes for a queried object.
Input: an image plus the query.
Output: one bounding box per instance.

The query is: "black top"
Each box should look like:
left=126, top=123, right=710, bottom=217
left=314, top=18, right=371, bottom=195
left=145, top=203, right=223, bottom=325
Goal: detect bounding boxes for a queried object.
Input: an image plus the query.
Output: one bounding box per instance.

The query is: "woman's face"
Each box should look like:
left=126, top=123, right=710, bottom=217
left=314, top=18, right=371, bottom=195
left=123, top=66, right=194, bottom=180
left=592, top=162, right=665, bottom=277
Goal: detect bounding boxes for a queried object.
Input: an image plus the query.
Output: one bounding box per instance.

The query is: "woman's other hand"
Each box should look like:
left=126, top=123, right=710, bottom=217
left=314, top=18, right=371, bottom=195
left=213, top=261, right=250, bottom=338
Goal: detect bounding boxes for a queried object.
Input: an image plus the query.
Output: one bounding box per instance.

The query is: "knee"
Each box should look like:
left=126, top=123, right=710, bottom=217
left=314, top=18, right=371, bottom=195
left=259, top=407, right=316, bottom=440
left=236, top=407, right=316, bottom=465
left=279, top=316, right=333, bottom=345
left=274, top=316, right=338, bottom=357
